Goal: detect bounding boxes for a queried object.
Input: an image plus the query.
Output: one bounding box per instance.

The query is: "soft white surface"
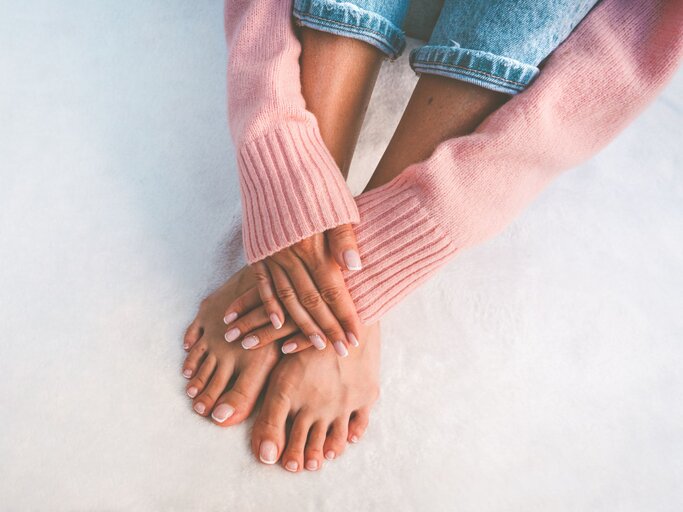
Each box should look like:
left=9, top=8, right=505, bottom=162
left=1, top=1, right=682, bottom=510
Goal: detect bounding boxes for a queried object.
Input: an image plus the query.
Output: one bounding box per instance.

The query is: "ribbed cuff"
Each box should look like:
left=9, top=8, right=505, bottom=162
left=343, top=175, right=458, bottom=324
left=237, top=121, right=360, bottom=263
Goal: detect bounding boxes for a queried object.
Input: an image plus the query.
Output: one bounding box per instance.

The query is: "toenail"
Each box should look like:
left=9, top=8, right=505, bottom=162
left=305, top=459, right=319, bottom=471
left=333, top=340, right=348, bottom=357
left=350, top=435, right=359, bottom=443
left=309, top=334, right=326, bottom=350
left=259, top=440, right=278, bottom=464
left=182, top=369, right=192, bottom=378
left=241, top=335, right=259, bottom=349
left=270, top=313, right=283, bottom=330
left=193, top=402, right=206, bottom=414
left=285, top=460, right=298, bottom=472
left=325, top=451, right=335, bottom=460
left=186, top=386, right=198, bottom=398
left=224, top=328, right=240, bottom=343
left=211, top=403, right=235, bottom=422
left=183, top=343, right=190, bottom=350
left=346, top=331, right=360, bottom=348
left=282, top=342, right=297, bottom=354
left=224, top=311, right=238, bottom=324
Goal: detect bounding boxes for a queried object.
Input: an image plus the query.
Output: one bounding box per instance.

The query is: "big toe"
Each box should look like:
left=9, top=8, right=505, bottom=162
left=211, top=365, right=270, bottom=427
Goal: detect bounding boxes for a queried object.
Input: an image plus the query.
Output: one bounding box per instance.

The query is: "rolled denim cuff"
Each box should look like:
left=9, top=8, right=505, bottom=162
left=293, top=0, right=406, bottom=60
left=409, top=44, right=540, bottom=94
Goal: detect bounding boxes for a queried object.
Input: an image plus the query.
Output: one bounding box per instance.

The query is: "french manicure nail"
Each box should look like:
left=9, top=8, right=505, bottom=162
left=350, top=435, right=359, bottom=443
left=346, top=331, right=360, bottom=348
left=259, top=440, right=278, bottom=464
left=282, top=342, right=297, bottom=354
left=223, top=311, right=238, bottom=324
left=343, top=249, right=362, bottom=271
left=186, top=386, right=198, bottom=398
left=211, top=403, right=235, bottom=422
left=241, top=335, right=259, bottom=349
left=325, top=451, right=335, bottom=460
left=309, top=334, right=326, bottom=350
left=285, top=460, right=298, bottom=472
left=224, top=327, right=240, bottom=342
left=182, top=369, right=192, bottom=378
left=193, top=402, right=206, bottom=414
left=333, top=340, right=348, bottom=357
left=305, top=459, right=319, bottom=471
left=270, top=313, right=283, bottom=329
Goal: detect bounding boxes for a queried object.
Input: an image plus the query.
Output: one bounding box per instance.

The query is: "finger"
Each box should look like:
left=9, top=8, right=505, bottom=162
left=224, top=304, right=271, bottom=343
left=223, top=287, right=260, bottom=325
left=252, top=260, right=285, bottom=330
left=280, top=333, right=313, bottom=355
left=327, top=224, right=362, bottom=271
left=266, top=259, right=329, bottom=351
left=241, top=316, right=299, bottom=350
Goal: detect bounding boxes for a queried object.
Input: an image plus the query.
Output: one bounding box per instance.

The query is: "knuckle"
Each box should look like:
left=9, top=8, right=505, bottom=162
left=299, top=291, right=323, bottom=310
left=319, top=286, right=344, bottom=305
left=275, top=286, right=297, bottom=302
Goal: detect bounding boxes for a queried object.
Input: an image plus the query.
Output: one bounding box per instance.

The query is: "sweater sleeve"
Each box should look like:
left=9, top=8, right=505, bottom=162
left=343, top=0, right=683, bottom=324
left=225, top=0, right=359, bottom=263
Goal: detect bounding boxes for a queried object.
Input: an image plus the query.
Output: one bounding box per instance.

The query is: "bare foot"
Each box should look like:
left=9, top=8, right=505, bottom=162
left=182, top=267, right=280, bottom=425
left=251, top=322, right=381, bottom=472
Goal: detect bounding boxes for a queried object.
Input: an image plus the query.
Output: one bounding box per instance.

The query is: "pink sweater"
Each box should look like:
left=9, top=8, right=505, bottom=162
left=225, top=0, right=682, bottom=324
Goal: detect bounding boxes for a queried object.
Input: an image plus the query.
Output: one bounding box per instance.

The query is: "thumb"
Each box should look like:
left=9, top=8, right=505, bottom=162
left=327, top=223, right=362, bottom=271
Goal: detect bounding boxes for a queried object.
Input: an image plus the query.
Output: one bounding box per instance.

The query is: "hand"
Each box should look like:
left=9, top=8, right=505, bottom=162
left=224, top=224, right=363, bottom=357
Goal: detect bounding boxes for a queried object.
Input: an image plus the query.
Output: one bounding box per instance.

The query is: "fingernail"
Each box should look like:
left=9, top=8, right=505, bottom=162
left=223, top=311, right=238, bottom=324
left=346, top=331, right=360, bottom=348
left=193, top=402, right=206, bottom=414
left=186, top=386, right=198, bottom=398
left=282, top=342, right=297, bottom=354
left=305, top=459, right=319, bottom=471
left=270, top=313, right=282, bottom=330
left=350, top=435, right=359, bottom=443
left=343, top=249, right=362, bottom=271
left=211, top=403, right=235, bottom=422
left=285, top=460, right=298, bottom=472
left=259, top=440, right=278, bottom=464
left=182, top=369, right=192, bottom=378
left=333, top=340, right=348, bottom=357
left=241, top=335, right=259, bottom=349
left=309, top=334, right=326, bottom=350
left=224, top=327, right=240, bottom=342
left=325, top=451, right=335, bottom=460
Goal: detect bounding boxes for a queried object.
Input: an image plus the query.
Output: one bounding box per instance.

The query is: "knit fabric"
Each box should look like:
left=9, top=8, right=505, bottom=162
left=225, top=0, right=682, bottom=324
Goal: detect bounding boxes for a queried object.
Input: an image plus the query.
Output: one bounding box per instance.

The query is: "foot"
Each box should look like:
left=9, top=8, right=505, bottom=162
left=251, top=322, right=381, bottom=472
left=182, top=267, right=280, bottom=425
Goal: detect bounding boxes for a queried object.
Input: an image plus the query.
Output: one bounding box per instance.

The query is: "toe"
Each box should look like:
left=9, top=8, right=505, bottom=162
left=211, top=364, right=271, bottom=427
left=185, top=354, right=216, bottom=398
left=251, top=386, right=290, bottom=466
left=193, top=363, right=232, bottom=416
left=348, top=407, right=371, bottom=444
left=183, top=319, right=202, bottom=350
left=182, top=340, right=209, bottom=379
left=323, top=417, right=349, bottom=461
left=304, top=422, right=327, bottom=471
left=280, top=412, right=312, bottom=473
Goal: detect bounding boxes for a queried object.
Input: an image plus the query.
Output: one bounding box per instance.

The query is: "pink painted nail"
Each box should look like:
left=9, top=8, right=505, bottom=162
left=350, top=435, right=359, bottom=443
left=259, top=440, right=278, bottom=464
left=241, top=335, right=259, bottom=349
left=224, top=327, right=240, bottom=342
left=343, top=249, right=362, bottom=271
left=211, top=403, right=235, bottom=422
left=186, top=386, right=198, bottom=398
left=325, top=451, right=335, bottom=460
left=346, top=331, right=360, bottom=348
left=193, top=402, right=206, bottom=414
left=333, top=340, right=348, bottom=357
left=270, top=313, right=283, bottom=330
left=182, top=369, right=192, bottom=379
left=305, top=459, right=319, bottom=471
left=310, top=334, right=326, bottom=350
left=223, top=311, right=238, bottom=324
left=282, top=342, right=297, bottom=354
left=285, top=460, right=298, bottom=472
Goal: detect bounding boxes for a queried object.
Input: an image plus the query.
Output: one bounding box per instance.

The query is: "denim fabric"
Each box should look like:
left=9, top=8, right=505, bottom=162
left=292, top=0, right=600, bottom=94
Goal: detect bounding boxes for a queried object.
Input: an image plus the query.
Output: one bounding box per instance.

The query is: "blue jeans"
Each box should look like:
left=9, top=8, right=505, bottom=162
left=292, top=0, right=599, bottom=94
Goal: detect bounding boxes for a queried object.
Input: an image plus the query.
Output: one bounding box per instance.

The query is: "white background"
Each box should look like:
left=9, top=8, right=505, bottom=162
left=1, top=1, right=681, bottom=510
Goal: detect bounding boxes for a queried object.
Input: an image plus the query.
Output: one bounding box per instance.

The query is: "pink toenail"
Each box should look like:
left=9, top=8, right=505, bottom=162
left=310, top=334, right=326, bottom=350
left=224, top=328, right=240, bottom=343
left=346, top=331, right=360, bottom=348
left=305, top=459, right=319, bottom=471
left=241, top=335, right=259, bottom=349
left=193, top=402, right=206, bottom=414
left=333, top=340, right=348, bottom=357
left=211, top=403, right=235, bottom=422
left=183, top=343, right=190, bottom=350
left=223, top=311, right=238, bottom=324
left=325, top=451, right=335, bottom=460
left=350, top=435, right=359, bottom=443
left=270, top=313, right=283, bottom=330
left=282, top=342, right=297, bottom=354
left=259, top=440, right=278, bottom=464
left=285, top=461, right=298, bottom=472
left=186, top=387, right=198, bottom=398
left=182, top=369, right=192, bottom=378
